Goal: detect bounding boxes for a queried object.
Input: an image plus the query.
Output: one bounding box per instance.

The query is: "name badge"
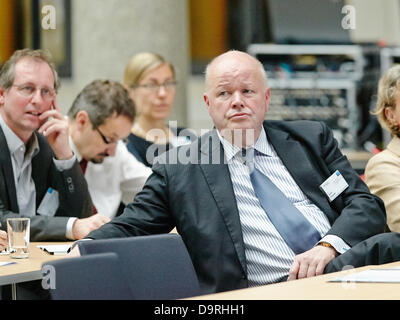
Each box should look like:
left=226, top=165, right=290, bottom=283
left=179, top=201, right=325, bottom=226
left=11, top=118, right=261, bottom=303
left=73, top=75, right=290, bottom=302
left=319, top=170, right=349, bottom=202
left=37, top=188, right=59, bottom=216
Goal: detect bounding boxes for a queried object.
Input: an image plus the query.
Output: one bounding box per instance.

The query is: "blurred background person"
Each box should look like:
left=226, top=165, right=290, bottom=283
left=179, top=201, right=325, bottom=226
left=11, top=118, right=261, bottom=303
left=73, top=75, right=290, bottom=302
left=365, top=65, right=400, bottom=232
left=68, top=79, right=152, bottom=221
left=123, top=52, right=196, bottom=167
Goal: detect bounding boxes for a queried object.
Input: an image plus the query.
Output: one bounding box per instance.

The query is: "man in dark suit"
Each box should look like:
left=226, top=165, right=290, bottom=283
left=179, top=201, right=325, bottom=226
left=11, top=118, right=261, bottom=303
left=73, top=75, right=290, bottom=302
left=71, top=50, right=400, bottom=294
left=0, top=49, right=109, bottom=241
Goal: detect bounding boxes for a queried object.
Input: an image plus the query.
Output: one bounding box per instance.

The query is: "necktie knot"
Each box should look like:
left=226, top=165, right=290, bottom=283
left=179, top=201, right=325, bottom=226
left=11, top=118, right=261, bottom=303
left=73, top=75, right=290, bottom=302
left=241, top=148, right=255, bottom=173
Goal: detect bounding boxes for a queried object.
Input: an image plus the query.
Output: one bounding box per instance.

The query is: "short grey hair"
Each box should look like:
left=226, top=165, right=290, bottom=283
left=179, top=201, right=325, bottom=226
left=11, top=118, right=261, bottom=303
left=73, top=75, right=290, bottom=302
left=0, top=48, right=60, bottom=92
left=68, top=79, right=136, bottom=127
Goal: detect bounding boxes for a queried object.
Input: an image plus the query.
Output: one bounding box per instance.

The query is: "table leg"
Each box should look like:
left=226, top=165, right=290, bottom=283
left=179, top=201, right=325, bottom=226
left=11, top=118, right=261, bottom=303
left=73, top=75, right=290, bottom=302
left=11, top=283, right=17, bottom=300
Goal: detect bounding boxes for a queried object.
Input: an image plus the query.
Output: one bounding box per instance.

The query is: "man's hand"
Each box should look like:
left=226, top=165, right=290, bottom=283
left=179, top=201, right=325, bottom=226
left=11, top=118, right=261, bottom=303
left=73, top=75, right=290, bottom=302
left=0, top=230, right=7, bottom=251
left=287, top=244, right=338, bottom=281
left=72, top=214, right=111, bottom=240
left=38, top=98, right=74, bottom=160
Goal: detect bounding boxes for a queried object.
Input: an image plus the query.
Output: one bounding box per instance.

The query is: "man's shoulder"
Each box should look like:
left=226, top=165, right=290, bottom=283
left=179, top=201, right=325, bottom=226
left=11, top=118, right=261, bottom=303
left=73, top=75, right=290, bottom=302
left=264, top=120, right=326, bottom=133
left=152, top=129, right=216, bottom=167
left=264, top=120, right=332, bottom=150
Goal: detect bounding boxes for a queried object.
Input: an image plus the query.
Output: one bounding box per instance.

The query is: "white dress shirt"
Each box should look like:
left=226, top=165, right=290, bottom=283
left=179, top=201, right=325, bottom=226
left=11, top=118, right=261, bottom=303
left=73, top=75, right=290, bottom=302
left=217, top=128, right=350, bottom=286
left=70, top=139, right=152, bottom=219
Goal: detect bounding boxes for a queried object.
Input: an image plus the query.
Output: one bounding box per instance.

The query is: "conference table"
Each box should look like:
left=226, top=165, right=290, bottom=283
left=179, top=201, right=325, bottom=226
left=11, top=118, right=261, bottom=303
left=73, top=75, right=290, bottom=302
left=1, top=242, right=399, bottom=300
left=0, top=242, right=72, bottom=300
left=188, top=261, right=400, bottom=300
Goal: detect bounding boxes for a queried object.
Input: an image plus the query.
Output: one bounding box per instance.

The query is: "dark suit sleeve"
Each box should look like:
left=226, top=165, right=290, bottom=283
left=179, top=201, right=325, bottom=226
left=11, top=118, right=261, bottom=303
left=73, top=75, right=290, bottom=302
left=0, top=157, right=92, bottom=241
left=32, top=159, right=93, bottom=241
left=0, top=205, right=69, bottom=241
left=51, top=160, right=93, bottom=219
left=317, top=122, right=386, bottom=246
left=86, top=163, right=174, bottom=240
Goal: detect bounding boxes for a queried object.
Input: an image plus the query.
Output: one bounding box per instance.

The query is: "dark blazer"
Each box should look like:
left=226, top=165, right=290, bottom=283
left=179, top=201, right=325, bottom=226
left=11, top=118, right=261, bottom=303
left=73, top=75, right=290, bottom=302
left=0, top=127, right=92, bottom=241
left=88, top=120, right=386, bottom=294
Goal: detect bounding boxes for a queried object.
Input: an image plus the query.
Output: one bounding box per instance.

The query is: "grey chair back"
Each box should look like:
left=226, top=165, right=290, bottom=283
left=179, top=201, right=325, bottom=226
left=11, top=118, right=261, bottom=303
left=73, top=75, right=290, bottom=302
left=43, top=252, right=133, bottom=300
left=79, top=234, right=201, bottom=299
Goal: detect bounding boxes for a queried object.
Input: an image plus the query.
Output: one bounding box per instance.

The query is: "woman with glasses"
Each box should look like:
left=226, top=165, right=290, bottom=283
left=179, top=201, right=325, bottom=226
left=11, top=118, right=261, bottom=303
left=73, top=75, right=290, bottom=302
left=123, top=52, right=195, bottom=167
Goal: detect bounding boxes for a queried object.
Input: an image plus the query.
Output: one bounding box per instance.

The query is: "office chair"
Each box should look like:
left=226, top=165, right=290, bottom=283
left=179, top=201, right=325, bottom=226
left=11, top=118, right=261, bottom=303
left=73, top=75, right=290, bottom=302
left=78, top=234, right=201, bottom=299
left=43, top=252, right=134, bottom=300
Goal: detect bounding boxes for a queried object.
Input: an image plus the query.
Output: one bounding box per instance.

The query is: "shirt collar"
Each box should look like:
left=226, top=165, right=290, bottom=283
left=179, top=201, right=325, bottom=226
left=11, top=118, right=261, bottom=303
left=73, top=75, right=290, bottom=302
left=0, top=113, right=39, bottom=158
left=69, top=135, right=83, bottom=162
left=216, top=126, right=272, bottom=162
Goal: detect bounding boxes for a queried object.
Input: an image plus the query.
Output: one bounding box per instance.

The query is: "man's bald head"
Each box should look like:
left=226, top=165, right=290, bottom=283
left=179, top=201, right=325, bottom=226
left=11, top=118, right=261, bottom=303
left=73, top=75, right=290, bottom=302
left=204, top=50, right=268, bottom=92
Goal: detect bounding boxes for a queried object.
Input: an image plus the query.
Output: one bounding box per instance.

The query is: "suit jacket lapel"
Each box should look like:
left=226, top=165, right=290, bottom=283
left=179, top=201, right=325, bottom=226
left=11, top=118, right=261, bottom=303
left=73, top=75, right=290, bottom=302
left=199, top=130, right=247, bottom=275
left=0, top=126, right=18, bottom=212
left=32, top=133, right=50, bottom=208
left=265, top=124, right=332, bottom=214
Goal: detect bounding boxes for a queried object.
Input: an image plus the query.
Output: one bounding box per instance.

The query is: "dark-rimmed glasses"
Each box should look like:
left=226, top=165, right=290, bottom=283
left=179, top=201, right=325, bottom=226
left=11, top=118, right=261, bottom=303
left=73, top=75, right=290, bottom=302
left=95, top=126, right=117, bottom=145
left=131, top=80, right=177, bottom=93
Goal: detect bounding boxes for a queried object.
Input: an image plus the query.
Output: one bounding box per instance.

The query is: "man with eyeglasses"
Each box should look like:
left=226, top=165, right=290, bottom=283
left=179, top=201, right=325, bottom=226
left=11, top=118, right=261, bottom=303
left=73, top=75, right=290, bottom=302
left=0, top=49, right=109, bottom=243
left=67, top=79, right=152, bottom=220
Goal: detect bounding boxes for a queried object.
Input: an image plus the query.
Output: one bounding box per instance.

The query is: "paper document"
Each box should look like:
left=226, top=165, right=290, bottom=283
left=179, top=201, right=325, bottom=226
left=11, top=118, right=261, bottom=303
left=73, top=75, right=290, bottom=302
left=330, top=266, right=400, bottom=283
left=0, top=262, right=16, bottom=267
left=37, top=244, right=71, bottom=255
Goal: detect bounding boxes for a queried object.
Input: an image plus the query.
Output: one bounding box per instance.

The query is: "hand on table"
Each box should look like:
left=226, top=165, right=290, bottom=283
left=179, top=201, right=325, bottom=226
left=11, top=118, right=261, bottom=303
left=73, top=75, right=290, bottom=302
left=72, top=214, right=110, bottom=240
left=287, top=244, right=338, bottom=281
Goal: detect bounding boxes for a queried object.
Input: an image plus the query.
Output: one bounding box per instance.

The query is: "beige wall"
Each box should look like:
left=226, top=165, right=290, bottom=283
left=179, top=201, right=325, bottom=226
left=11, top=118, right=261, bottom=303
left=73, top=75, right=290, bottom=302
left=348, top=0, right=400, bottom=45
left=57, top=0, right=189, bottom=126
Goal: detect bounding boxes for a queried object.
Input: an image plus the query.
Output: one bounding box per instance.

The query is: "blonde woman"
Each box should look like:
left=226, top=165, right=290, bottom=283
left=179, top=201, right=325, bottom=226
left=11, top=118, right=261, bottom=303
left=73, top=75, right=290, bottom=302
left=123, top=52, right=195, bottom=167
left=365, top=65, right=400, bottom=232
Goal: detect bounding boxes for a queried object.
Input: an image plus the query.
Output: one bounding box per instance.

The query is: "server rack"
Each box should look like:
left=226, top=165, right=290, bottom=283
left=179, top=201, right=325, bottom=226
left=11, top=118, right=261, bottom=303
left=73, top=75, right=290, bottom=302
left=248, top=44, right=369, bottom=149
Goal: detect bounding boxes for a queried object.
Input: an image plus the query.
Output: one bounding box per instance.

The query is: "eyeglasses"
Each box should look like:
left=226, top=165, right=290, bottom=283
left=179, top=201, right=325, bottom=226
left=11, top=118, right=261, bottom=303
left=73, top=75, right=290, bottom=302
left=12, top=84, right=55, bottom=101
left=95, top=126, right=117, bottom=145
left=131, top=81, right=177, bottom=93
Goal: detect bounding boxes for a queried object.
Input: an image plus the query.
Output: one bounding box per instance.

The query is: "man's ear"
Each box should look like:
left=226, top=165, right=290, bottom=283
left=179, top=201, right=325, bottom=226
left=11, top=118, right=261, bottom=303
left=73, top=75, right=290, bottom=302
left=75, top=110, right=90, bottom=130
left=0, top=87, right=5, bottom=105
left=204, top=93, right=211, bottom=113
left=264, top=87, right=271, bottom=114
